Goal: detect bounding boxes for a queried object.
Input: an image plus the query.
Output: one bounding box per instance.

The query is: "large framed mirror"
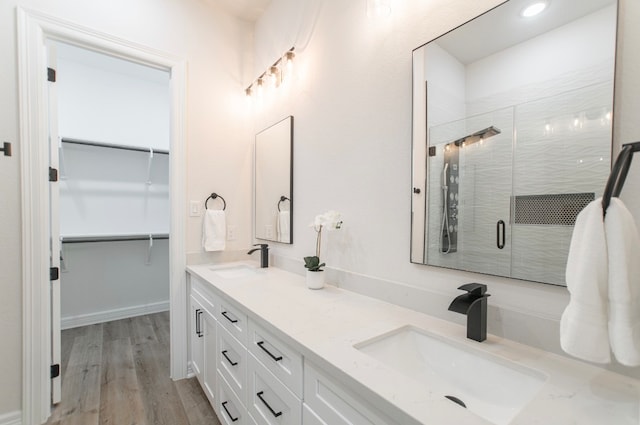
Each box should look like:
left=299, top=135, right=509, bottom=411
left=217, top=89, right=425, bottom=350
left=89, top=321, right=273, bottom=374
left=255, top=116, right=293, bottom=243
left=411, top=0, right=618, bottom=285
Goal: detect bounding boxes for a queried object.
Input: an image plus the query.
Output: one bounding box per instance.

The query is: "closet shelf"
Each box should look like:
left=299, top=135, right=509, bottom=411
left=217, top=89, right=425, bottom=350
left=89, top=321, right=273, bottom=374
left=61, top=137, right=169, bottom=155
left=61, top=233, right=169, bottom=244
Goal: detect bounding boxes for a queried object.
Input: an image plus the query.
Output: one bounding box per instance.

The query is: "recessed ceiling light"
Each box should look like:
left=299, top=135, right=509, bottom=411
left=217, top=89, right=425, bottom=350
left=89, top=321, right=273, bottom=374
left=521, top=1, right=548, bottom=18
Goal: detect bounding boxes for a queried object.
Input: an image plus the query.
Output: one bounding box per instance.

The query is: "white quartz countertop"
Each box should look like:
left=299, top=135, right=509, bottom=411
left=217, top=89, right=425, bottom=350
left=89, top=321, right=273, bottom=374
left=186, top=262, right=640, bottom=425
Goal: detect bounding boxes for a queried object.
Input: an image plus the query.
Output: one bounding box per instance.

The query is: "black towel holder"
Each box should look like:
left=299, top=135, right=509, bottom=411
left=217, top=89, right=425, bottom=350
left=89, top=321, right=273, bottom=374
left=205, top=193, right=226, bottom=210
left=277, top=196, right=290, bottom=212
left=602, top=141, right=640, bottom=217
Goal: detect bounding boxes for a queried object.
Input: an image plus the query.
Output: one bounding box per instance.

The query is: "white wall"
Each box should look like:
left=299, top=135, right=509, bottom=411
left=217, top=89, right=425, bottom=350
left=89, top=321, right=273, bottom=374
left=252, top=0, right=640, bottom=378
left=466, top=5, right=617, bottom=105
left=1, top=0, right=252, bottom=417
left=57, top=45, right=171, bottom=150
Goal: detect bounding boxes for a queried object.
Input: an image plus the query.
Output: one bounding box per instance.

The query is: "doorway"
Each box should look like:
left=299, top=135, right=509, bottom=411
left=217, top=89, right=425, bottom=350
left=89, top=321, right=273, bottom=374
left=51, top=41, right=171, bottom=404
left=18, top=9, right=188, bottom=424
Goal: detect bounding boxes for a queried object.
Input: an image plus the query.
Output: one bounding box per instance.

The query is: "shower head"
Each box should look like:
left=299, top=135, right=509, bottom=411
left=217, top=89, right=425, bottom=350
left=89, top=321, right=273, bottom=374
left=452, top=126, right=501, bottom=147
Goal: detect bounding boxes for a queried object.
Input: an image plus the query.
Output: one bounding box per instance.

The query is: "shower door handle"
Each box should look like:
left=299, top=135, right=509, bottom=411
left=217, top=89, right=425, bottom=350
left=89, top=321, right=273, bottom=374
left=496, top=220, right=505, bottom=249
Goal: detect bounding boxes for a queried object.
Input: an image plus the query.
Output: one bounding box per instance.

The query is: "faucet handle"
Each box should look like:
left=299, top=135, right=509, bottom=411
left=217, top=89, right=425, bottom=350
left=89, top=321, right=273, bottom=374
left=253, top=243, right=269, bottom=249
left=457, top=283, right=488, bottom=296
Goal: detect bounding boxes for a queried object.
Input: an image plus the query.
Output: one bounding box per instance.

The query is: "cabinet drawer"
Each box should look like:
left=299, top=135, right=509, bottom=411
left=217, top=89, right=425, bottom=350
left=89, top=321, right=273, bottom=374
left=303, top=404, right=327, bottom=425
left=247, top=353, right=301, bottom=425
left=218, top=371, right=248, bottom=425
left=218, top=298, right=248, bottom=345
left=218, top=322, right=247, bottom=405
left=304, top=362, right=390, bottom=425
left=248, top=319, right=303, bottom=398
left=191, top=275, right=217, bottom=315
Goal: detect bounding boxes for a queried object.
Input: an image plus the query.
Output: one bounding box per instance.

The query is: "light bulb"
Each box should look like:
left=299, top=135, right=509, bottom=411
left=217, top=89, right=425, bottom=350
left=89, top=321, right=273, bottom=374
left=256, top=78, right=264, bottom=97
left=268, top=65, right=280, bottom=87
left=284, top=51, right=295, bottom=75
left=521, top=1, right=548, bottom=18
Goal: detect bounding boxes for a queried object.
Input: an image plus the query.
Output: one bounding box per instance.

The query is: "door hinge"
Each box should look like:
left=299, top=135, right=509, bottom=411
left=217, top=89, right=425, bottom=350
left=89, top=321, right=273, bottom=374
left=50, top=364, right=60, bottom=379
left=49, top=167, right=58, bottom=182
left=50, top=267, right=59, bottom=281
left=47, top=67, right=56, bottom=83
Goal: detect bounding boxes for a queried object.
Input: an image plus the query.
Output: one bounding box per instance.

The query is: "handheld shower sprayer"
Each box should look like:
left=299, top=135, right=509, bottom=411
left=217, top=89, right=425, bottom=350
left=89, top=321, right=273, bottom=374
left=440, top=163, right=451, bottom=254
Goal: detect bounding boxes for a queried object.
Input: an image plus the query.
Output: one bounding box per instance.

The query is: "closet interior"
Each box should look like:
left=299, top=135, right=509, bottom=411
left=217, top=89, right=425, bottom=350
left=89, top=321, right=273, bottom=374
left=55, top=42, right=171, bottom=329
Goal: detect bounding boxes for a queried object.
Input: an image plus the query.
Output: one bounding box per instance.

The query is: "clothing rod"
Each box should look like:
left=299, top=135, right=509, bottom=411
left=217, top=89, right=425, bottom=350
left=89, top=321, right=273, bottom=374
left=61, top=234, right=169, bottom=244
left=61, top=138, right=170, bottom=155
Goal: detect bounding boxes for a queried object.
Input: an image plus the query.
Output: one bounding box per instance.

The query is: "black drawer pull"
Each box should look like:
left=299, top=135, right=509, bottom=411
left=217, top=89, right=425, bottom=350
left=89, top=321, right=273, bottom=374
left=256, top=391, right=282, bottom=418
left=221, top=401, right=239, bottom=422
left=221, top=311, right=238, bottom=323
left=221, top=350, right=238, bottom=366
left=257, top=341, right=283, bottom=361
left=195, top=309, right=203, bottom=337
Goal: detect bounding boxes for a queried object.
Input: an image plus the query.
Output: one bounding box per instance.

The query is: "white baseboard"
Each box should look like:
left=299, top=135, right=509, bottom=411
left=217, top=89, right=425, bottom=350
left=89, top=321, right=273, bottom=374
left=0, top=411, right=21, bottom=425
left=61, top=300, right=170, bottom=329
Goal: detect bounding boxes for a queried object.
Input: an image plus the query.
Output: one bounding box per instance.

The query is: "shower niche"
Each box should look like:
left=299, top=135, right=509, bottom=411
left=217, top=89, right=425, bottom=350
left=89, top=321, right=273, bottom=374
left=411, top=0, right=618, bottom=285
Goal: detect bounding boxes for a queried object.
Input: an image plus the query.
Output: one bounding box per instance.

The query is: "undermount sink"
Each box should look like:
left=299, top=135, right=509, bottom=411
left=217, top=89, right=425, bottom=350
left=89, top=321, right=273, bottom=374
left=354, top=326, right=547, bottom=425
left=209, top=264, right=259, bottom=279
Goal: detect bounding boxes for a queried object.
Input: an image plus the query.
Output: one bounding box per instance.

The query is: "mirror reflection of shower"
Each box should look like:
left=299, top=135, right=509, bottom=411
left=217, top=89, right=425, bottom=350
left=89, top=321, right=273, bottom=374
left=440, top=126, right=501, bottom=254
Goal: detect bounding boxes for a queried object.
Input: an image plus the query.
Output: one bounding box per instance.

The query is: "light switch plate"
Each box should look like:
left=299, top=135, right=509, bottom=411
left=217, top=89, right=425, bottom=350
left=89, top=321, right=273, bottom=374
left=227, top=225, right=237, bottom=241
left=189, top=200, right=201, bottom=217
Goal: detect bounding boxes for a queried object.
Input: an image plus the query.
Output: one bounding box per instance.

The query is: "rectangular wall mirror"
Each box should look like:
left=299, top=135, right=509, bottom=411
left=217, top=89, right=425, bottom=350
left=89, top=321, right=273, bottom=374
left=255, top=116, right=293, bottom=243
left=411, top=0, right=618, bottom=285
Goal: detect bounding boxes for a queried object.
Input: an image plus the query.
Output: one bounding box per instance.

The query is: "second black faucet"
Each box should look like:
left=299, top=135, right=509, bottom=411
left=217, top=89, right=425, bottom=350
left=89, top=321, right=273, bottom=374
left=248, top=243, right=269, bottom=268
left=448, top=283, right=490, bottom=342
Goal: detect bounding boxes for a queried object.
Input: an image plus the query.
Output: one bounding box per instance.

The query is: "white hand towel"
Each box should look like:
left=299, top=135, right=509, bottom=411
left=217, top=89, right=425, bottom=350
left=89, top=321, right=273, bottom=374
left=277, top=211, right=290, bottom=243
left=605, top=198, right=640, bottom=366
left=202, top=209, right=226, bottom=251
left=560, top=198, right=610, bottom=363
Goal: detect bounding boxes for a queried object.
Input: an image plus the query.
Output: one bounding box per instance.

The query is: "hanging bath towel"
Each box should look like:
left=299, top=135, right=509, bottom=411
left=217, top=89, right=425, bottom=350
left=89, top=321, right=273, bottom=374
left=605, top=198, right=640, bottom=366
left=560, top=198, right=610, bottom=363
left=202, top=209, right=226, bottom=251
left=277, top=210, right=290, bottom=242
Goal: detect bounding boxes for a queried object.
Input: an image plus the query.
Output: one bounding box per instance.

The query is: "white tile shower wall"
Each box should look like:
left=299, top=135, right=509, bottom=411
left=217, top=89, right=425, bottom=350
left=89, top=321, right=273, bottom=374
left=510, top=82, right=612, bottom=284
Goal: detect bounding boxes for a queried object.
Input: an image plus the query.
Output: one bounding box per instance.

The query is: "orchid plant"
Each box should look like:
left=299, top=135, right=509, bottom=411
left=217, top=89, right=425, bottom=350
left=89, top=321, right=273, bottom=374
left=304, top=210, right=343, bottom=272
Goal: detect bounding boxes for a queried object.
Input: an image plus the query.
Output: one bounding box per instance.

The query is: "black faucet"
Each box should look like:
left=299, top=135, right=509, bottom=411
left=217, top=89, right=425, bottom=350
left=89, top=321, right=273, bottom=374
left=247, top=244, right=269, bottom=268
left=448, top=283, right=490, bottom=342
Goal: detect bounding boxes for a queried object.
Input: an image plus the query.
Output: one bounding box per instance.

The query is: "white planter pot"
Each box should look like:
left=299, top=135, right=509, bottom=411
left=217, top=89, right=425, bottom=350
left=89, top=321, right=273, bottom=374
left=306, top=270, right=325, bottom=290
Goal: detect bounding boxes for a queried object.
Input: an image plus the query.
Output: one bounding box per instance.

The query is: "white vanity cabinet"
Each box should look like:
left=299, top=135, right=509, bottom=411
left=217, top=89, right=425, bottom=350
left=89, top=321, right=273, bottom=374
left=303, top=362, right=391, bottom=425
left=187, top=268, right=392, bottom=425
left=188, top=276, right=218, bottom=407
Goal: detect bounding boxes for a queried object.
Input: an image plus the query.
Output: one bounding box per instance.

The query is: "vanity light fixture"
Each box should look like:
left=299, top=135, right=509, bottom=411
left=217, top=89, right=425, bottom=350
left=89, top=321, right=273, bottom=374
left=245, top=47, right=295, bottom=98
left=521, top=1, right=549, bottom=18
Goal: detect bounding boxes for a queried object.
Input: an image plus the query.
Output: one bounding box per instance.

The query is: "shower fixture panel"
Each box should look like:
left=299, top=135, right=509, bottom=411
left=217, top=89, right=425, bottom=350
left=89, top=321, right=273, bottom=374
left=441, top=143, right=459, bottom=253
left=452, top=126, right=501, bottom=147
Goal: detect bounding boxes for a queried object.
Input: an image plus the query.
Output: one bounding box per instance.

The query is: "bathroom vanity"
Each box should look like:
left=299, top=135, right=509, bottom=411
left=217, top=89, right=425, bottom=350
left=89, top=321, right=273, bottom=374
left=186, top=263, right=639, bottom=425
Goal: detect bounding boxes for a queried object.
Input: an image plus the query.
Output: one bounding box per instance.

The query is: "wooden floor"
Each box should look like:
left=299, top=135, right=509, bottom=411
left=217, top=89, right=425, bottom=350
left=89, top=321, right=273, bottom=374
left=46, top=312, right=221, bottom=425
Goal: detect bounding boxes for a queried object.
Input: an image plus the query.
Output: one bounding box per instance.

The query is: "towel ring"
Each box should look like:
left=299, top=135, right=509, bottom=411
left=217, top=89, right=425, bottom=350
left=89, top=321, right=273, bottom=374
left=277, top=196, right=290, bottom=212
left=205, top=193, right=226, bottom=210
left=602, top=141, right=640, bottom=217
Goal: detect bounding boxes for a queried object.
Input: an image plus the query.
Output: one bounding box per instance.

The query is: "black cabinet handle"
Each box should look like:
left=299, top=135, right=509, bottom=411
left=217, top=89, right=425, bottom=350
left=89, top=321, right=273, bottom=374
left=221, top=401, right=239, bottom=422
left=496, top=220, right=505, bottom=250
left=257, top=341, right=283, bottom=362
left=221, top=350, right=238, bottom=366
left=256, top=391, right=282, bottom=418
left=221, top=311, right=238, bottom=324
left=195, top=309, right=202, bottom=337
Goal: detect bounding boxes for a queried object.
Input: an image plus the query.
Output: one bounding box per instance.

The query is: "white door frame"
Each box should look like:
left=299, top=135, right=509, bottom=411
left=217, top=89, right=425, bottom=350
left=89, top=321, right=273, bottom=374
left=17, top=8, right=188, bottom=424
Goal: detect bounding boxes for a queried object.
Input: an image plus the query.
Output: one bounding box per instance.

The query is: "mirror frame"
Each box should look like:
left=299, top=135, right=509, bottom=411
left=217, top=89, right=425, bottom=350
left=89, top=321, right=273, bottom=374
left=410, top=0, right=618, bottom=285
left=254, top=116, right=294, bottom=244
